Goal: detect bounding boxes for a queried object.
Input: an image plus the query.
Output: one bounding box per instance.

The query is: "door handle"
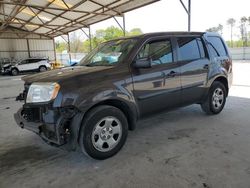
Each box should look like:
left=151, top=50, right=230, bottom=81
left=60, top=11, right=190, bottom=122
left=203, top=64, right=209, bottom=70
left=167, top=71, right=177, bottom=77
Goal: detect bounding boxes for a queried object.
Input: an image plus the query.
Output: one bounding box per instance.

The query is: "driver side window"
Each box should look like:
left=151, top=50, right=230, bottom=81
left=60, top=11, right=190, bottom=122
left=137, top=39, right=173, bottom=66
left=20, top=60, right=28, bottom=65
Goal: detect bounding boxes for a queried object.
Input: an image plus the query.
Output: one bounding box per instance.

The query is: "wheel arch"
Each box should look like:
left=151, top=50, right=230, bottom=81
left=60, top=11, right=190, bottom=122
left=85, top=99, right=138, bottom=131
left=213, top=76, right=229, bottom=96
left=67, top=98, right=138, bottom=151
left=39, top=65, right=47, bottom=69
left=11, top=67, right=19, bottom=75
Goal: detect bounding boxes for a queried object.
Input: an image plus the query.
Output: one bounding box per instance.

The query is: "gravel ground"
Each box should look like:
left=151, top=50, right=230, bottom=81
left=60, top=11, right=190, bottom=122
left=0, top=62, right=250, bottom=188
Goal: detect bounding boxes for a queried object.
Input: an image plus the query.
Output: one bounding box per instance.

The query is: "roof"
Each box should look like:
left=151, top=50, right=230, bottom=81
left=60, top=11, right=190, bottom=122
left=106, top=31, right=206, bottom=42
left=0, top=0, right=160, bottom=39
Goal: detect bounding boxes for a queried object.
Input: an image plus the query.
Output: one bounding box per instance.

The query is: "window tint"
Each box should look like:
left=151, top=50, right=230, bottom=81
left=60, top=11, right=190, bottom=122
left=177, top=37, right=201, bottom=61
left=20, top=60, right=28, bottom=64
left=207, top=36, right=227, bottom=57
left=137, top=39, right=173, bottom=66
left=29, top=59, right=43, bottom=63
left=197, top=38, right=205, bottom=58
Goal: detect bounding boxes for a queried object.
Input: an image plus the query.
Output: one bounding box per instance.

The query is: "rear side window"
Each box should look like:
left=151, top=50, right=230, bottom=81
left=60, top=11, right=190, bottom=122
left=207, top=36, right=227, bottom=57
left=137, top=39, right=173, bottom=66
left=177, top=37, right=204, bottom=61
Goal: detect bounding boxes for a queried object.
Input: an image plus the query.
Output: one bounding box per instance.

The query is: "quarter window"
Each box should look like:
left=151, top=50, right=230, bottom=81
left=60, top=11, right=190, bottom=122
left=207, top=36, right=227, bottom=57
left=177, top=37, right=202, bottom=61
left=137, top=39, right=173, bottom=66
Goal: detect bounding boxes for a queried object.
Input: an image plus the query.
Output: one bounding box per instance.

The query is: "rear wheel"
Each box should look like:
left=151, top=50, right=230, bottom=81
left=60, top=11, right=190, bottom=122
left=11, top=68, right=18, bottom=76
left=79, top=105, right=128, bottom=160
left=201, top=81, right=227, bottom=115
left=39, top=66, right=47, bottom=72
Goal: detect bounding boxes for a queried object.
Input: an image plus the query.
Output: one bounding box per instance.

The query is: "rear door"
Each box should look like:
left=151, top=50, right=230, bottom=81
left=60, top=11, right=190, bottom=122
left=131, top=37, right=181, bottom=116
left=176, top=36, right=210, bottom=105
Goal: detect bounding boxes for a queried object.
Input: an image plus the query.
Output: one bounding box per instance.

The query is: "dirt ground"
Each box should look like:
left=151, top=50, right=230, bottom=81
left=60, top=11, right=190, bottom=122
left=1, top=61, right=250, bottom=188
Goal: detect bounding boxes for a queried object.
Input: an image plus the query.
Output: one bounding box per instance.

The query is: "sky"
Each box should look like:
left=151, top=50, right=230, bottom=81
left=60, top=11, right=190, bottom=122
left=56, top=0, right=250, bottom=42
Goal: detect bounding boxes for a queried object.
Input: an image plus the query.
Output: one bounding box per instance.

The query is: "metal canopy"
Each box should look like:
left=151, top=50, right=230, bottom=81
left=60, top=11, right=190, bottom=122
left=0, top=0, right=160, bottom=39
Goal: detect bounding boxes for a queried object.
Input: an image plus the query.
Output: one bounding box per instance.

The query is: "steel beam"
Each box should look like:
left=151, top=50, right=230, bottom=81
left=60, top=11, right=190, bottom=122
left=113, top=15, right=126, bottom=36
left=179, top=0, right=191, bottom=31
left=67, top=33, right=72, bottom=64
left=89, top=27, right=92, bottom=51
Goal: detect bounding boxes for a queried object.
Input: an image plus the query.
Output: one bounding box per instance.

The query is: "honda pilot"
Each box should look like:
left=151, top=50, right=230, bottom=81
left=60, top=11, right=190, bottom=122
left=14, top=32, right=233, bottom=159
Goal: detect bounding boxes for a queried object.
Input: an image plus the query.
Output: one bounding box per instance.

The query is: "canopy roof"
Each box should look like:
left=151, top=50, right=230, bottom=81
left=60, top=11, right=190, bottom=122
left=0, top=0, right=160, bottom=39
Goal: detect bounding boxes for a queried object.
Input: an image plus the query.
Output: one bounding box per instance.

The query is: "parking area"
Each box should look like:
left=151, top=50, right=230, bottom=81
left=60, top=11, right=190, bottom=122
left=0, top=61, right=250, bottom=188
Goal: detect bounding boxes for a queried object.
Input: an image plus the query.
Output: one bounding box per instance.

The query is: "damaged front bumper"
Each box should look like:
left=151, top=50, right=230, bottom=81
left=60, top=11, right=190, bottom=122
left=14, top=104, right=70, bottom=146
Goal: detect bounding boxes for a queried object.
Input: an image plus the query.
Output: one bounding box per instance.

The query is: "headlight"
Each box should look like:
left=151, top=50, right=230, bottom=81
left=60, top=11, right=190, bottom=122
left=26, top=82, right=60, bottom=103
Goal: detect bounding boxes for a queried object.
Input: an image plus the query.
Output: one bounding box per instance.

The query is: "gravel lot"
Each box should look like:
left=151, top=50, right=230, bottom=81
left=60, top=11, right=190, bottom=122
left=1, top=61, right=250, bottom=188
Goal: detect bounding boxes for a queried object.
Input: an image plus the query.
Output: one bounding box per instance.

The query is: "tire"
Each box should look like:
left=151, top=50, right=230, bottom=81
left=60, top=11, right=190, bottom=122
left=39, top=66, right=47, bottom=72
left=79, top=105, right=128, bottom=160
left=201, top=81, right=227, bottom=115
left=11, top=68, right=18, bottom=76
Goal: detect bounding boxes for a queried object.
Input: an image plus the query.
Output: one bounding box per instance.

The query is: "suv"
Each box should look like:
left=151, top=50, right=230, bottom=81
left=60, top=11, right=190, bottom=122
left=2, top=57, right=51, bottom=76
left=14, top=32, right=233, bottom=160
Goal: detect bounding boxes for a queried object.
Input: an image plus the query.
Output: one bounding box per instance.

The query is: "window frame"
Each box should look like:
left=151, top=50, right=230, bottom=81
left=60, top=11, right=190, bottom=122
left=206, top=36, right=228, bottom=58
left=19, top=60, right=29, bottom=65
left=132, top=36, right=175, bottom=67
left=176, top=36, right=207, bottom=62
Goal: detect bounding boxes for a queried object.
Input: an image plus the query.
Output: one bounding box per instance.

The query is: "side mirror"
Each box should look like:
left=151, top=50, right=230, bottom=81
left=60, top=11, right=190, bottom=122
left=133, top=58, right=152, bottom=69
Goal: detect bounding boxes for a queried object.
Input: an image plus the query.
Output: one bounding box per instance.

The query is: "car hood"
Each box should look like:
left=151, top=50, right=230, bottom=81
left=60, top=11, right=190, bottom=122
left=22, top=66, right=113, bottom=83
left=3, top=63, right=12, bottom=68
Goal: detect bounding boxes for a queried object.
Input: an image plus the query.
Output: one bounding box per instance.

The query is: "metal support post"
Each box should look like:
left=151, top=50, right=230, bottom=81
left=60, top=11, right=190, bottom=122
left=67, top=33, right=71, bottom=64
left=179, top=0, right=191, bottom=31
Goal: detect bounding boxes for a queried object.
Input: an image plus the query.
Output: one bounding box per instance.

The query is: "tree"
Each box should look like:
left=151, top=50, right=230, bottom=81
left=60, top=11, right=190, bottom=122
left=206, top=27, right=219, bottom=32
left=127, top=28, right=143, bottom=36
left=70, top=32, right=84, bottom=53
left=217, top=24, right=223, bottom=35
left=206, top=24, right=223, bottom=35
left=56, top=26, right=144, bottom=53
left=240, top=16, right=248, bottom=47
left=55, top=41, right=67, bottom=53
left=227, top=18, right=236, bottom=47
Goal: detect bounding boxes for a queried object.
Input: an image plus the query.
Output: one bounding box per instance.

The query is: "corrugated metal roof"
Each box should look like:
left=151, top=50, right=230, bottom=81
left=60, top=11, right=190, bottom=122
left=0, top=0, right=160, bottom=38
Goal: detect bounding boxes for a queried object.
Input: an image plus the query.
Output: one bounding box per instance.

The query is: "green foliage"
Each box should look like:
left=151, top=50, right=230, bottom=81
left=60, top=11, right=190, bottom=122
left=56, top=26, right=143, bottom=53
left=55, top=41, right=67, bottom=53
left=206, top=24, right=223, bottom=35
left=127, top=28, right=143, bottom=36
left=226, top=39, right=250, bottom=48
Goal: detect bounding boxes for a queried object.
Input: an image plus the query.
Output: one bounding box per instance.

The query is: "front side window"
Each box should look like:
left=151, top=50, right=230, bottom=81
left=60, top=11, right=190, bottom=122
left=177, top=37, right=202, bottom=61
left=137, top=39, right=173, bottom=66
left=80, top=39, right=137, bottom=67
left=207, top=36, right=227, bottom=57
left=20, top=60, right=28, bottom=65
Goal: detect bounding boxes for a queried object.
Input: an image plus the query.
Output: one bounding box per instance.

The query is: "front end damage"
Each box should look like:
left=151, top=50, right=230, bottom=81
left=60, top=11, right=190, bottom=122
left=14, top=87, right=81, bottom=149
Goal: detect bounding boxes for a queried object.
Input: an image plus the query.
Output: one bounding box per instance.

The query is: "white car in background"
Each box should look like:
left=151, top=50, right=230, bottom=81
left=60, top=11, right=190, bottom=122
left=1, top=57, right=51, bottom=76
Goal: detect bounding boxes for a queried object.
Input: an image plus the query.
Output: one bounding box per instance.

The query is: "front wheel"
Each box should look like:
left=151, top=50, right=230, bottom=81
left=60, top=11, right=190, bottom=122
left=11, top=68, right=18, bottom=76
left=79, top=105, right=128, bottom=160
left=201, top=81, right=227, bottom=115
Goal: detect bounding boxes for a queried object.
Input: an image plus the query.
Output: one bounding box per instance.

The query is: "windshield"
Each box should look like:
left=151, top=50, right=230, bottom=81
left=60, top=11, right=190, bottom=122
left=79, top=39, right=137, bottom=67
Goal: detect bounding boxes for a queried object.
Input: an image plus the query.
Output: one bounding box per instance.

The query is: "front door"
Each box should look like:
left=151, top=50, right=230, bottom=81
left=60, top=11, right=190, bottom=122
left=131, top=37, right=181, bottom=116
left=16, top=60, right=29, bottom=71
